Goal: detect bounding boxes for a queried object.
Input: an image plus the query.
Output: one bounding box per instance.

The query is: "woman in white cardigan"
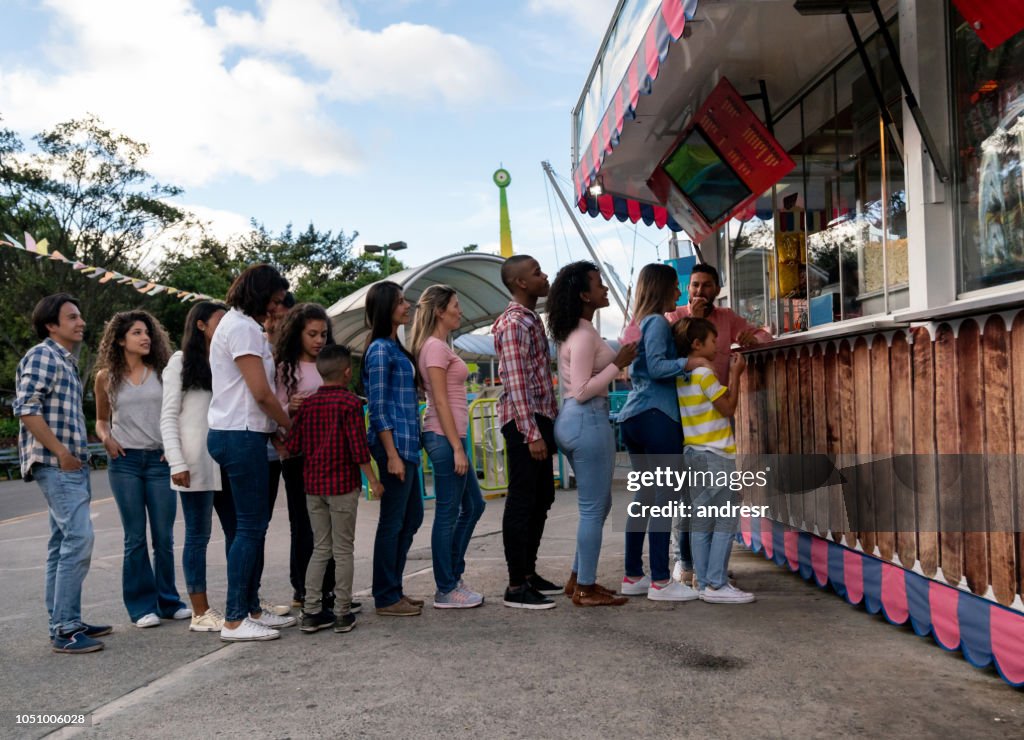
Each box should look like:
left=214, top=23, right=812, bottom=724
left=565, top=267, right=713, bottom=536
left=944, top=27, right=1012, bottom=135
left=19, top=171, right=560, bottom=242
left=160, top=301, right=234, bottom=632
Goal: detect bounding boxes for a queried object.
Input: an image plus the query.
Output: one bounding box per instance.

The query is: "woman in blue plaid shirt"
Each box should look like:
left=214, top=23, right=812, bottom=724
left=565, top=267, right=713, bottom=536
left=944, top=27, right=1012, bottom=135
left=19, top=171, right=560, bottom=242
left=362, top=281, right=424, bottom=617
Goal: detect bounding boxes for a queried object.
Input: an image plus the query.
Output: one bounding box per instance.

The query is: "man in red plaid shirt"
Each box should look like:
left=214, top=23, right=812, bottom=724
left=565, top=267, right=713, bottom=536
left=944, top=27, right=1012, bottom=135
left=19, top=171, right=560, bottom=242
left=493, top=255, right=562, bottom=610
left=285, top=345, right=383, bottom=634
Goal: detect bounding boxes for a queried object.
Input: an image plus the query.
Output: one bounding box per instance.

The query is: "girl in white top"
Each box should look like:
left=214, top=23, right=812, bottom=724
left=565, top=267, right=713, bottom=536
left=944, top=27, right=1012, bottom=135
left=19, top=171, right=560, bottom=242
left=548, top=262, right=636, bottom=606
left=206, top=264, right=295, bottom=642
left=95, top=310, right=190, bottom=627
left=160, top=301, right=235, bottom=633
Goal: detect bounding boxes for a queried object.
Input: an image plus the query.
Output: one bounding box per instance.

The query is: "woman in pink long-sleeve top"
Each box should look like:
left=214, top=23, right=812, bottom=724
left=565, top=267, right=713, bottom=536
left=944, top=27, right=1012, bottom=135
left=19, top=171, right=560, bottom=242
left=549, top=261, right=636, bottom=606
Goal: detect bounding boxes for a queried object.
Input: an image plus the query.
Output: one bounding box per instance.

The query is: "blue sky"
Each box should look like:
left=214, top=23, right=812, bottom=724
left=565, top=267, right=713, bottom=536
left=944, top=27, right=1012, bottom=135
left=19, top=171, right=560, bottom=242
left=0, top=0, right=676, bottom=331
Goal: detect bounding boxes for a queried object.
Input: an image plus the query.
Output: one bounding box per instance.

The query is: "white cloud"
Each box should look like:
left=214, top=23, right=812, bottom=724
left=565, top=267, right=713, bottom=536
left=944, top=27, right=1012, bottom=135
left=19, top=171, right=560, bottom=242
left=0, top=0, right=506, bottom=186
left=527, top=0, right=620, bottom=39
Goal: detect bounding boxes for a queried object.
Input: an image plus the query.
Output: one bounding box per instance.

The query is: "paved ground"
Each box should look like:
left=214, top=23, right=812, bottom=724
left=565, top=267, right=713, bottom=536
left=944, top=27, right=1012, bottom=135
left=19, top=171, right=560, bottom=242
left=0, top=469, right=1021, bottom=739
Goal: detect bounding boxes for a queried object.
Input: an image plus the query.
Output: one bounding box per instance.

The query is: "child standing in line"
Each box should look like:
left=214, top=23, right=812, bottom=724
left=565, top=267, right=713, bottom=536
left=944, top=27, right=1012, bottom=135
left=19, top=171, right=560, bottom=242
left=672, top=318, right=755, bottom=604
left=285, top=345, right=384, bottom=633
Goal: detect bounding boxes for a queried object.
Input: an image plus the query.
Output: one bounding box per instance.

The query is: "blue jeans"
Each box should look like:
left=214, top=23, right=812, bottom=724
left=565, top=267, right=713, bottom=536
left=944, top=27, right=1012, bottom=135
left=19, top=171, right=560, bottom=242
left=34, top=465, right=95, bottom=636
left=371, top=448, right=424, bottom=608
left=685, top=448, right=738, bottom=589
left=208, top=430, right=270, bottom=621
left=423, top=432, right=485, bottom=593
left=621, top=409, right=684, bottom=582
left=555, top=397, right=615, bottom=586
left=108, top=449, right=185, bottom=621
left=179, top=486, right=236, bottom=594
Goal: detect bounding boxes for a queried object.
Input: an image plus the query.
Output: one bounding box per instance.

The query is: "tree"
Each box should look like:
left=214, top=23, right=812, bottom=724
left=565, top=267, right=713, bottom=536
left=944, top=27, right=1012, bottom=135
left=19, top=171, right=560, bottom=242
left=1, top=116, right=191, bottom=386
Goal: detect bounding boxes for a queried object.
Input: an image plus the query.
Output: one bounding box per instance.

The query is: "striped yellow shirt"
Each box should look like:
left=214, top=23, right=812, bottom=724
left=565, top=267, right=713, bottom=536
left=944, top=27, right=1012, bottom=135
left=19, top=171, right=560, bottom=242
left=677, top=367, right=736, bottom=458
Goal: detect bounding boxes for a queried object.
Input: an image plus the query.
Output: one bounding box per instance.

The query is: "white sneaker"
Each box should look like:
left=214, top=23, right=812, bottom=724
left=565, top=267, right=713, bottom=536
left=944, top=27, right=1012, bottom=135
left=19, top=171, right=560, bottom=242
left=647, top=580, right=700, bottom=602
left=700, top=583, right=756, bottom=604
left=620, top=575, right=651, bottom=596
left=220, top=617, right=280, bottom=642
left=134, top=613, right=160, bottom=628
left=672, top=560, right=683, bottom=582
left=259, top=597, right=291, bottom=617
left=189, top=608, right=224, bottom=633
left=254, top=611, right=297, bottom=629
left=172, top=607, right=193, bottom=620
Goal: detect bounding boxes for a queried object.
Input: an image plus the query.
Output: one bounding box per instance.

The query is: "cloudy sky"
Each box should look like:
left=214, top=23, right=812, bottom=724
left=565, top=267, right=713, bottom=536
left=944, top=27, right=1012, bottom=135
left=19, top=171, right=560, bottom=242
left=1, top=0, right=677, bottom=332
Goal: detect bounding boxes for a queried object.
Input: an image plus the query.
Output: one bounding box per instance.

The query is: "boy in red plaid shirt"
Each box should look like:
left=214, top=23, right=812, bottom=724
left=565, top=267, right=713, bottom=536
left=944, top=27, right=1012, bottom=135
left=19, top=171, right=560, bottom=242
left=285, top=345, right=383, bottom=633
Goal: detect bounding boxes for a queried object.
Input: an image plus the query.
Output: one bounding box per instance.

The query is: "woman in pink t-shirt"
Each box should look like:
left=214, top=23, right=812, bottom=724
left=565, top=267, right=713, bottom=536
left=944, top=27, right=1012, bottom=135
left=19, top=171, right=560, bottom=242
left=273, top=303, right=338, bottom=611
left=409, top=285, right=485, bottom=609
left=548, top=262, right=636, bottom=606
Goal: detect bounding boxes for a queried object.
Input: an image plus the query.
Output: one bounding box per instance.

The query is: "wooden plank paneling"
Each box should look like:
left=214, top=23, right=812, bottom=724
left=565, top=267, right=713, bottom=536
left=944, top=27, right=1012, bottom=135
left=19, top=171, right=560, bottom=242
left=853, top=338, right=875, bottom=554
left=796, top=347, right=813, bottom=529
left=871, top=335, right=895, bottom=561
left=889, top=332, right=917, bottom=568
left=935, top=323, right=963, bottom=586
left=957, top=320, right=988, bottom=596
left=981, top=316, right=1016, bottom=606
left=773, top=353, right=791, bottom=525
left=825, top=343, right=846, bottom=540
left=811, top=344, right=829, bottom=536
left=838, top=340, right=857, bottom=548
left=1011, top=313, right=1024, bottom=601
left=912, top=326, right=939, bottom=578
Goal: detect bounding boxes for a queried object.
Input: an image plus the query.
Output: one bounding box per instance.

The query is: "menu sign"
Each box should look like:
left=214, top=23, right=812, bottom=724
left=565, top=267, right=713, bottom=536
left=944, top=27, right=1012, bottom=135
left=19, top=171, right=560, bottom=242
left=649, top=77, right=794, bottom=243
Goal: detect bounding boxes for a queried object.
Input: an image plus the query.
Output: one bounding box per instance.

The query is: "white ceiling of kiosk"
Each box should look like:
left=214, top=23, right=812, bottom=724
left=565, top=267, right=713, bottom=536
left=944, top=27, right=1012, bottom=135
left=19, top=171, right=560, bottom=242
left=585, top=0, right=899, bottom=204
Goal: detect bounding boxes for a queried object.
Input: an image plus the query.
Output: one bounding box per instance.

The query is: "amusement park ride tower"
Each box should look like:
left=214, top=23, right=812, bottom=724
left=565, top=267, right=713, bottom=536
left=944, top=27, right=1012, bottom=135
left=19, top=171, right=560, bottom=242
left=493, top=167, right=513, bottom=258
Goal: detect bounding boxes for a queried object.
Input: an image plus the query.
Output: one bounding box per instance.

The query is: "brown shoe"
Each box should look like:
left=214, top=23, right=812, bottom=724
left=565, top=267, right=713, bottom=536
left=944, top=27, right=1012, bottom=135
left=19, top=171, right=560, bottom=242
left=376, top=600, right=421, bottom=617
left=564, top=572, right=577, bottom=597
left=402, top=595, right=424, bottom=608
left=572, top=584, right=628, bottom=607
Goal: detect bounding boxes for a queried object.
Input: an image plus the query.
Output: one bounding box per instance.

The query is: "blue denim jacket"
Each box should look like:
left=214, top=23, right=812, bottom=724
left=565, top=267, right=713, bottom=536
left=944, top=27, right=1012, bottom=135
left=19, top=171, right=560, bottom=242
left=616, top=314, right=689, bottom=424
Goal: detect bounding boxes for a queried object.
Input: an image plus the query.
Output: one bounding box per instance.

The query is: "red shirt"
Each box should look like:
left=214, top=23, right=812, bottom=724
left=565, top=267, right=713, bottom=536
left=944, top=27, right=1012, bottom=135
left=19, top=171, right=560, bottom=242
left=493, top=301, right=558, bottom=443
left=284, top=386, right=370, bottom=496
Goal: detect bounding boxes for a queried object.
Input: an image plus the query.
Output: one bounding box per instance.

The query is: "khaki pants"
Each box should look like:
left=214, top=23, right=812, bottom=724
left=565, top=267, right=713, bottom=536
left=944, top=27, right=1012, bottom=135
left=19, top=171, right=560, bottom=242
left=304, top=492, right=359, bottom=616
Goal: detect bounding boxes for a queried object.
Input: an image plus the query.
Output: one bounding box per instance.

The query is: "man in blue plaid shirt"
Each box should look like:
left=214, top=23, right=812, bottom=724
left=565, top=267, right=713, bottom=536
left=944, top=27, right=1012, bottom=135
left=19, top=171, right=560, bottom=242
left=14, top=293, right=110, bottom=654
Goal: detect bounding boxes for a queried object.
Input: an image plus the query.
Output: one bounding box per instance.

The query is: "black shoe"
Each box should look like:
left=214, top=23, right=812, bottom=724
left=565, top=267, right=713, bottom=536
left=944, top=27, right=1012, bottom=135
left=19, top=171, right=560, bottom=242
left=299, top=610, right=336, bottom=633
left=349, top=601, right=362, bottom=614
left=49, top=622, right=113, bottom=641
left=527, top=574, right=563, bottom=596
left=333, top=613, right=357, bottom=633
left=503, top=585, right=556, bottom=610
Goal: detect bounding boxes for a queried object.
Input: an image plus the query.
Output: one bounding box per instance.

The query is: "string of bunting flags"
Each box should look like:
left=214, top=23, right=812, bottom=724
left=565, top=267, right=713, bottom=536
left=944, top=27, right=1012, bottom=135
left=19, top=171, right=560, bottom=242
left=1, top=231, right=216, bottom=303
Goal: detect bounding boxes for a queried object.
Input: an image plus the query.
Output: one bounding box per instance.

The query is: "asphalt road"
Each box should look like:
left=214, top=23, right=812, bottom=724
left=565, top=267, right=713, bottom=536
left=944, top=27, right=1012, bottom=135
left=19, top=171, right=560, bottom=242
left=0, top=470, right=1021, bottom=739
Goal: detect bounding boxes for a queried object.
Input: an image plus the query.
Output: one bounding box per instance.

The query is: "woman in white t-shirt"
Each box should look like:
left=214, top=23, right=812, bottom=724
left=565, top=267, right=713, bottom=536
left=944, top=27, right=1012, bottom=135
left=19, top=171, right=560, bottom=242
left=409, top=285, right=485, bottom=609
left=206, top=264, right=296, bottom=642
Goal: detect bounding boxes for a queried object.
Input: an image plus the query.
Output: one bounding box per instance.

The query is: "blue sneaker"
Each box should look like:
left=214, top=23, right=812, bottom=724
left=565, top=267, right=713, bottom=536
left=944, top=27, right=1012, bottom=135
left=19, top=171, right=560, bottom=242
left=49, top=623, right=113, bottom=640
left=52, top=631, right=104, bottom=654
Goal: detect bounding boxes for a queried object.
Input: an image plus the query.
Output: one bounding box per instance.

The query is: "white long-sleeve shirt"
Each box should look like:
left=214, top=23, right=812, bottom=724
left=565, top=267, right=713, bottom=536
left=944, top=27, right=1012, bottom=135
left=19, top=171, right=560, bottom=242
left=160, top=351, right=222, bottom=492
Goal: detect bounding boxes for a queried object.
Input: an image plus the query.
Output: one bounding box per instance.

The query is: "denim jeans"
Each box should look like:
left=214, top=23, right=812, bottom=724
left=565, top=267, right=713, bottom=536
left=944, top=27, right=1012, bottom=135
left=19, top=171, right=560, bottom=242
left=501, top=415, right=556, bottom=586
left=208, top=430, right=270, bottom=621
left=554, top=397, right=615, bottom=586
left=108, top=449, right=185, bottom=621
left=685, top=448, right=738, bottom=590
left=371, top=449, right=424, bottom=608
left=34, top=465, right=95, bottom=636
left=621, top=409, right=684, bottom=582
left=179, top=485, right=236, bottom=594
left=423, top=432, right=486, bottom=594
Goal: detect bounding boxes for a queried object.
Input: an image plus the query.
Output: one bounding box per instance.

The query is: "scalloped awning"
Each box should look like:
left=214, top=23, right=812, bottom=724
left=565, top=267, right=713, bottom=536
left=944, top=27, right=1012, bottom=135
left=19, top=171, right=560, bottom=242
left=576, top=192, right=683, bottom=231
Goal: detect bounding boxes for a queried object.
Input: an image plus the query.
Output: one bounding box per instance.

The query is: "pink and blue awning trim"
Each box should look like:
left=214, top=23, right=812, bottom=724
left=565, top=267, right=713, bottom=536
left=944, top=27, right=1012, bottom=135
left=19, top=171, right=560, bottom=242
left=739, top=517, right=1024, bottom=688
left=578, top=193, right=684, bottom=232
left=573, top=0, right=699, bottom=208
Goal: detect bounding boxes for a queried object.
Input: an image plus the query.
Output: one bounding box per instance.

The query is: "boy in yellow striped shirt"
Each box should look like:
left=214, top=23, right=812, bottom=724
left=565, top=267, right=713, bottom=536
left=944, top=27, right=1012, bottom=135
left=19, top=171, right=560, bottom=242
left=672, top=318, right=755, bottom=604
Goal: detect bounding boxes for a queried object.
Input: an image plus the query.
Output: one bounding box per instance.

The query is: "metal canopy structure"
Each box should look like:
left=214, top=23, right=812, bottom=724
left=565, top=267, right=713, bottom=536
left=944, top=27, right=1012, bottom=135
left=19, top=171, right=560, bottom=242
left=326, top=252, right=515, bottom=353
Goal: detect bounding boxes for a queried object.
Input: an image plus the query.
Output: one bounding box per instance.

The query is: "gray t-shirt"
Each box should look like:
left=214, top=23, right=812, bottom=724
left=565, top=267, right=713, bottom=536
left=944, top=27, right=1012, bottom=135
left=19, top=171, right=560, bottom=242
left=112, top=369, right=164, bottom=451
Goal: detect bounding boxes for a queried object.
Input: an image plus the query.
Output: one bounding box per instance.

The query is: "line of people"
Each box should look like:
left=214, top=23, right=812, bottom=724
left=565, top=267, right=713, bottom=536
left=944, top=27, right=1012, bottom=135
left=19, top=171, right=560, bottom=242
left=16, top=255, right=768, bottom=653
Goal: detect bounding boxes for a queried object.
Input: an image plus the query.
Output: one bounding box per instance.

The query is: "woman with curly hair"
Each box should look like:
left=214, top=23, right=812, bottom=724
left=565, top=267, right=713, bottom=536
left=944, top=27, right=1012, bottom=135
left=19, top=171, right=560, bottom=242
left=95, top=310, right=190, bottom=628
left=160, top=301, right=235, bottom=633
left=273, top=302, right=337, bottom=610
left=548, top=262, right=635, bottom=606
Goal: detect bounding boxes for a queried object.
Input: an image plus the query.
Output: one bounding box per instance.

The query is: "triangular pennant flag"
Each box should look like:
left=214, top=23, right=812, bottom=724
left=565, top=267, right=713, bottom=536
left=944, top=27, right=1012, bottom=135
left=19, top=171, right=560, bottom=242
left=72, top=261, right=87, bottom=270
left=4, top=233, right=24, bottom=250
left=87, top=268, right=106, bottom=279
left=99, top=272, right=116, bottom=283
left=131, top=279, right=147, bottom=289
left=148, top=285, right=166, bottom=295
left=165, top=288, right=178, bottom=296
left=118, top=276, right=133, bottom=285
left=49, top=250, right=69, bottom=262
left=35, top=238, right=49, bottom=255
left=24, top=232, right=37, bottom=253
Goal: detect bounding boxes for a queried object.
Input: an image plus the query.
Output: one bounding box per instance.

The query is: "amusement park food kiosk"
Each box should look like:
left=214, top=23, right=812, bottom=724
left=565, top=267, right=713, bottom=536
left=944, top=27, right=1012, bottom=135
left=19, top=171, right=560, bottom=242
left=572, top=0, right=1024, bottom=685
